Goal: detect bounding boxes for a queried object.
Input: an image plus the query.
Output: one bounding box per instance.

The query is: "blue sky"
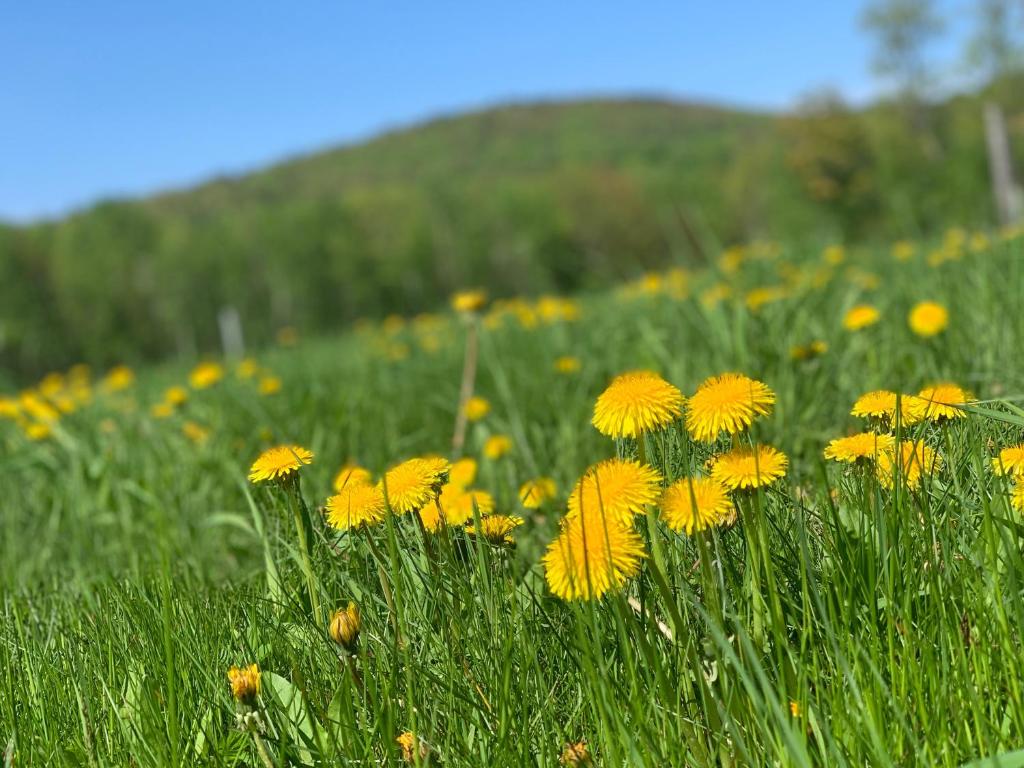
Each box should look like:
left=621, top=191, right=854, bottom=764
left=2, top=1, right=972, bottom=222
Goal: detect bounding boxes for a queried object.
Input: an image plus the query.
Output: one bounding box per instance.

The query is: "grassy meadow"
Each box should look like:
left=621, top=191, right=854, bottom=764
left=4, top=229, right=1024, bottom=766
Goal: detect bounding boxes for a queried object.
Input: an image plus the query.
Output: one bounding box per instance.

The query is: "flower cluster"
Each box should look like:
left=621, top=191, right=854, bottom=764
left=544, top=369, right=787, bottom=601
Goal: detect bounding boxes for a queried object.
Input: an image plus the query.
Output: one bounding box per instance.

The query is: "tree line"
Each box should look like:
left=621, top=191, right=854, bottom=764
left=0, top=0, right=1022, bottom=382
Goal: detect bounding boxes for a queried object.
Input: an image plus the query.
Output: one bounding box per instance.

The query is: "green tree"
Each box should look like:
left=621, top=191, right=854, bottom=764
left=784, top=92, right=879, bottom=238
left=966, top=0, right=1022, bottom=81
left=861, top=0, right=945, bottom=98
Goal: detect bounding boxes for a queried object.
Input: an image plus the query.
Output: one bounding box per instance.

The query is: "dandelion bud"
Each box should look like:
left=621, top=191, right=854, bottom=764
left=397, top=731, right=430, bottom=763
left=227, top=663, right=261, bottom=706
left=559, top=740, right=592, bottom=766
left=329, top=602, right=361, bottom=652
left=451, top=289, right=487, bottom=314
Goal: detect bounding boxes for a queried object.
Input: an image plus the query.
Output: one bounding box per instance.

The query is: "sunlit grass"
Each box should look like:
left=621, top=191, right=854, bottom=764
left=3, top=234, right=1024, bottom=766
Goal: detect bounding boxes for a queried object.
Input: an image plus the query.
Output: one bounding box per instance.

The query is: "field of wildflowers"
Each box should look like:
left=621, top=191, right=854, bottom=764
left=3, top=228, right=1024, bottom=766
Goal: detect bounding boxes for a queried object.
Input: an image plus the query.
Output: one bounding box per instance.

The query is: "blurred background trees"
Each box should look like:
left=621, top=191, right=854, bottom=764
left=1, top=2, right=1024, bottom=381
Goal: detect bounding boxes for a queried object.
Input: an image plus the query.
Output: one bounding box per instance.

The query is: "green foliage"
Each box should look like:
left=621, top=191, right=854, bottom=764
left=1, top=93, right=1023, bottom=379
left=2, top=235, right=1024, bottom=765
left=861, top=0, right=945, bottom=93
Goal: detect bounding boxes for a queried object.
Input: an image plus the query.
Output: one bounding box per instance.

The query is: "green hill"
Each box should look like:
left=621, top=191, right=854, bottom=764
left=1, top=92, right=1020, bottom=379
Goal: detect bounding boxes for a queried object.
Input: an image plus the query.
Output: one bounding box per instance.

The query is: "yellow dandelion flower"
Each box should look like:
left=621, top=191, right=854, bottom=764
left=823, top=244, right=845, bottom=265
left=710, top=445, right=788, bottom=490
left=790, top=700, right=802, bottom=718
left=37, top=372, right=65, bottom=397
left=258, top=376, right=282, bottom=395
left=334, top=464, right=372, bottom=492
left=745, top=285, right=787, bottom=312
left=843, top=304, right=880, bottom=331
left=908, top=301, right=948, bottom=337
left=850, top=390, right=926, bottom=426
left=993, top=444, right=1024, bottom=477
left=396, top=731, right=430, bottom=763
left=326, top=483, right=386, bottom=531
left=790, top=340, right=828, bottom=361
left=382, top=315, right=405, bottom=335
left=150, top=402, right=174, bottom=419
left=182, top=421, right=210, bottom=444
left=876, top=440, right=941, bottom=489
left=1011, top=479, right=1024, bottom=512
left=68, top=363, right=90, bottom=384
left=664, top=267, right=690, bottom=299
left=20, top=393, right=59, bottom=423
left=824, top=432, right=896, bottom=463
left=328, top=602, right=360, bottom=652
left=592, top=370, right=684, bottom=438
left=466, top=514, right=524, bottom=544
left=236, top=358, right=259, bottom=379
left=538, top=295, right=580, bottom=323
left=189, top=361, right=224, bottom=390
left=555, top=356, right=582, bottom=374
left=69, top=384, right=92, bottom=408
left=686, top=372, right=775, bottom=442
left=451, top=289, right=488, bottom=314
left=24, top=422, right=53, bottom=441
left=464, top=396, right=491, bottom=421
left=895, top=394, right=929, bottom=426
left=380, top=456, right=450, bottom=513
left=700, top=282, right=731, bottom=307
left=483, top=435, right=513, bottom=460
left=514, top=304, right=539, bottom=328
left=916, top=383, right=972, bottom=421
left=851, top=390, right=897, bottom=419
left=102, top=365, right=135, bottom=392
left=566, top=458, right=662, bottom=527
left=227, top=664, right=261, bottom=705
left=544, top=515, right=646, bottom=600
left=418, top=334, right=441, bottom=353
left=659, top=477, right=733, bottom=535
left=248, top=444, right=314, bottom=483
left=164, top=386, right=188, bottom=406
left=520, top=477, right=557, bottom=508
left=0, top=397, right=20, bottom=419
left=421, top=487, right=495, bottom=530
left=892, top=240, right=916, bottom=261
left=448, top=457, right=478, bottom=490
left=53, top=394, right=77, bottom=414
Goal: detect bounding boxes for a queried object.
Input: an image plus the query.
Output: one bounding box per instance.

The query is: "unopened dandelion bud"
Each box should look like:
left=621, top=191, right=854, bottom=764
left=329, top=602, right=361, bottom=652
left=451, top=289, right=487, bottom=314
left=560, top=740, right=592, bottom=766
left=227, top=663, right=261, bottom=706
left=397, top=731, right=430, bottom=763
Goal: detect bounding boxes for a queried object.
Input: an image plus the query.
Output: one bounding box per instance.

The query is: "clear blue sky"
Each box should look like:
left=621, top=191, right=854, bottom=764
left=2, top=0, right=970, bottom=222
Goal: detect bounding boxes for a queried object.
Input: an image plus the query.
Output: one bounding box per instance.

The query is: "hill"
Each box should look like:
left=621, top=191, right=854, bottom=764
left=1, top=91, right=1021, bottom=379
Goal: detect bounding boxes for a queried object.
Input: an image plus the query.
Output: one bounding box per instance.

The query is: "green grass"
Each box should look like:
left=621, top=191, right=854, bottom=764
left=3, top=235, right=1024, bottom=766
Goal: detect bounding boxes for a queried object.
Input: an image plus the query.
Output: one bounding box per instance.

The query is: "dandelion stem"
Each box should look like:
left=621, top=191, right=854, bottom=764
left=364, top=531, right=404, bottom=647
left=251, top=731, right=275, bottom=768
left=451, top=316, right=480, bottom=457
left=638, top=436, right=670, bottom=589
left=738, top=493, right=767, bottom=647
left=289, top=481, right=323, bottom=625
left=696, top=530, right=723, bottom=627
